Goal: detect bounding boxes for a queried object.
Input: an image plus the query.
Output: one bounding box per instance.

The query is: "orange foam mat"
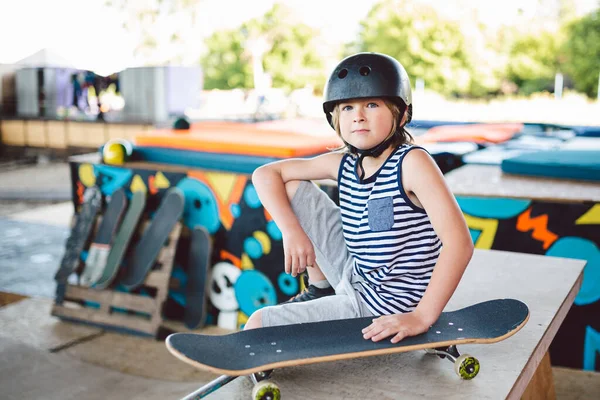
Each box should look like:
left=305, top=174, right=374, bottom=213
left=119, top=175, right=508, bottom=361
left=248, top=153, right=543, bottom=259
left=420, top=123, right=524, bottom=144
left=135, top=120, right=343, bottom=158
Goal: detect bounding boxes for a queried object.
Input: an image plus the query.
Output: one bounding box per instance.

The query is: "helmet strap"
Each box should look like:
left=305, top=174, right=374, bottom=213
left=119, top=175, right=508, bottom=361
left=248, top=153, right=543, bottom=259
left=345, top=133, right=396, bottom=181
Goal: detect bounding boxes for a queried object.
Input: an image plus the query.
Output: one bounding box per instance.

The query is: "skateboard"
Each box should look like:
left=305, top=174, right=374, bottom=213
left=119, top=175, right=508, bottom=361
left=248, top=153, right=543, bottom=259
left=166, top=298, right=529, bottom=400
left=184, top=226, right=213, bottom=330
left=94, top=190, right=146, bottom=289
left=80, top=188, right=128, bottom=287
left=54, top=187, right=102, bottom=304
left=120, top=187, right=185, bottom=290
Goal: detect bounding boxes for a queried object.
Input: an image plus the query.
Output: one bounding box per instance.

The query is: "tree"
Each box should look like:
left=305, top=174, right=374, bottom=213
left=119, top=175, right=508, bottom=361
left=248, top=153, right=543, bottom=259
left=201, top=29, right=254, bottom=89
left=562, top=8, right=600, bottom=98
left=506, top=31, right=562, bottom=95
left=350, top=0, right=472, bottom=96
left=201, top=3, right=326, bottom=92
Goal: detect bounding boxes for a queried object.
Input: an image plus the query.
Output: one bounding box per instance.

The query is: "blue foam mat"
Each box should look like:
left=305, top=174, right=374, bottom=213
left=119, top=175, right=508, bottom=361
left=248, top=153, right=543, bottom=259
left=501, top=150, right=600, bottom=182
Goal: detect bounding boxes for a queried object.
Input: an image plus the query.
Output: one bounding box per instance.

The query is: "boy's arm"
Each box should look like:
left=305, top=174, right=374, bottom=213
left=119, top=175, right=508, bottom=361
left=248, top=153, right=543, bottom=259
left=363, top=149, right=474, bottom=343
left=252, top=152, right=342, bottom=231
left=406, top=149, right=474, bottom=326
left=252, top=152, right=343, bottom=276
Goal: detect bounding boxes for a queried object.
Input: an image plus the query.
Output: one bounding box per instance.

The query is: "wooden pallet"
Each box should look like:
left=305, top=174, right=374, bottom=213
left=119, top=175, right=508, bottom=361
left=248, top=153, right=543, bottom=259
left=51, top=221, right=182, bottom=338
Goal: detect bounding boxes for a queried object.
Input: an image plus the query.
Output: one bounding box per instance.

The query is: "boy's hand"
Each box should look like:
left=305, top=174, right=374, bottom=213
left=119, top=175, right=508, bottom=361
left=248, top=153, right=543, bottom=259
left=362, top=311, right=430, bottom=343
left=282, top=227, right=315, bottom=277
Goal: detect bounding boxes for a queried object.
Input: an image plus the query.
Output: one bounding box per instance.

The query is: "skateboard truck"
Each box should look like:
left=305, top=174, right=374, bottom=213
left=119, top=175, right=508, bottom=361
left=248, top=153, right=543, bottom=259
left=424, top=345, right=480, bottom=379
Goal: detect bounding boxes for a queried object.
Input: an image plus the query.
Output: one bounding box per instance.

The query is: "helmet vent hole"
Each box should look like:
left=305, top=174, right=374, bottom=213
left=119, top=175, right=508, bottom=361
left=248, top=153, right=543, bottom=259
left=359, top=66, right=371, bottom=76
left=338, top=69, right=348, bottom=79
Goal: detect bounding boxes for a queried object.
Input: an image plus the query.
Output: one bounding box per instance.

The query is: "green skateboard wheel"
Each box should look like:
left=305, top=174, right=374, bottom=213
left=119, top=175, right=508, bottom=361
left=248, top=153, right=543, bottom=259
left=252, top=380, right=281, bottom=400
left=454, top=354, right=480, bottom=379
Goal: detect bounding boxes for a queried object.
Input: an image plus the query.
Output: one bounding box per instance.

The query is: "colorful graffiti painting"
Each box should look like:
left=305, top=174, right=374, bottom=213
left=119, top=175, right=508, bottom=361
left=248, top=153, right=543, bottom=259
left=70, top=161, right=300, bottom=331
left=457, top=196, right=600, bottom=371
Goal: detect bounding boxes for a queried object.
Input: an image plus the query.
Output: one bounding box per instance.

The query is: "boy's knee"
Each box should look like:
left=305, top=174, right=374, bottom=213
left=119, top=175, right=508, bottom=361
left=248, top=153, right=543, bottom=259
left=284, top=180, right=301, bottom=202
left=245, top=309, right=263, bottom=330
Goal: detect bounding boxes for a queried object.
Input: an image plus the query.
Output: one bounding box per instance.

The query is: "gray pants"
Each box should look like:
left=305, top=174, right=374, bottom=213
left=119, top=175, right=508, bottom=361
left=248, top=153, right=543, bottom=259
left=261, top=181, right=374, bottom=327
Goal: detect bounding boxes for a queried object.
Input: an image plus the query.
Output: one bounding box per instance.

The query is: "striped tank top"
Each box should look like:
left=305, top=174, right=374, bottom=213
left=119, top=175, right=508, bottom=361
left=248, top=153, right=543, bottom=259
left=337, top=144, right=442, bottom=316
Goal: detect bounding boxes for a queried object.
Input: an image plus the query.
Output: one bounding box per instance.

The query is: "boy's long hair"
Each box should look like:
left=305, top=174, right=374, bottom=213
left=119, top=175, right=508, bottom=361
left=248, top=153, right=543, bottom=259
left=329, top=99, right=414, bottom=154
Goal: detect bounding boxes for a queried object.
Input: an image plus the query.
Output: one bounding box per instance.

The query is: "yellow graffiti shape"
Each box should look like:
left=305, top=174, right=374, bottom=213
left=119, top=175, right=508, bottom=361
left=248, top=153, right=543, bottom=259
left=206, top=172, right=238, bottom=204
left=154, top=171, right=171, bottom=189
left=238, top=312, right=249, bottom=329
left=130, top=175, right=147, bottom=193
left=576, top=204, right=600, bottom=225
left=78, top=164, right=96, bottom=187
left=253, top=231, right=271, bottom=255
left=241, top=253, right=254, bottom=270
left=464, top=214, right=499, bottom=250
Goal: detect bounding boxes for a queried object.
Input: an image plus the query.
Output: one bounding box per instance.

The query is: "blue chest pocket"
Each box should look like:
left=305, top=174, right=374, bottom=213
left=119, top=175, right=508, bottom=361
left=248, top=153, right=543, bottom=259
left=368, top=196, right=394, bottom=232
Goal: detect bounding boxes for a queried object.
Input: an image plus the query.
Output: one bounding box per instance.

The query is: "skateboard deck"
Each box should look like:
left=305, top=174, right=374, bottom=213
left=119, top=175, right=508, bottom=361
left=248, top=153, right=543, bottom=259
left=54, top=187, right=102, bottom=304
left=184, top=226, right=213, bottom=330
left=80, top=188, right=128, bottom=287
left=167, top=298, right=528, bottom=399
left=94, top=190, right=146, bottom=289
left=120, top=187, right=184, bottom=290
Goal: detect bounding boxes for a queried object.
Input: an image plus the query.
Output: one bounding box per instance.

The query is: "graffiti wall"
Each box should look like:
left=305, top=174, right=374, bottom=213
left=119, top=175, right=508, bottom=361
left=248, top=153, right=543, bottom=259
left=69, top=158, right=600, bottom=369
left=457, top=196, right=600, bottom=371
left=69, top=161, right=308, bottom=331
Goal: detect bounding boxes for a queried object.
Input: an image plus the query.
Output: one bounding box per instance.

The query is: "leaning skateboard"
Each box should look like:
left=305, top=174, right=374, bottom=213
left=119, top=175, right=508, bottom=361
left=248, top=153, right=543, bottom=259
left=166, top=298, right=529, bottom=400
left=120, top=187, right=185, bottom=290
left=184, top=226, right=213, bottom=330
left=55, top=187, right=102, bottom=304
left=80, top=188, right=128, bottom=287
left=94, top=190, right=146, bottom=289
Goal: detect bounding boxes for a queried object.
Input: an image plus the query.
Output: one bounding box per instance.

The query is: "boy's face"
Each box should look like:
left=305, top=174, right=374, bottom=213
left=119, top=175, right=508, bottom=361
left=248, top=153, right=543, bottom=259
left=337, top=98, right=394, bottom=151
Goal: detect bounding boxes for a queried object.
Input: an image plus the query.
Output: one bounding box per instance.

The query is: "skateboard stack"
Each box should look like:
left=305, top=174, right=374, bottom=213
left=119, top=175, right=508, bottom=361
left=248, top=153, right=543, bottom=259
left=51, top=186, right=184, bottom=337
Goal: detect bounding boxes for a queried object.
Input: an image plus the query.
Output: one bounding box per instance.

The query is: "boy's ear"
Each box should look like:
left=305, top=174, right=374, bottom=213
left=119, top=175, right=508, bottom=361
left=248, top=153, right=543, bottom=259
left=400, top=112, right=407, bottom=126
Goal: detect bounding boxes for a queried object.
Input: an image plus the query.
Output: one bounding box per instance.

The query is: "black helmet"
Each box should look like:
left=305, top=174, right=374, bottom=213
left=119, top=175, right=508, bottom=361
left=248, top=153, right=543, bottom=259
left=323, top=52, right=412, bottom=127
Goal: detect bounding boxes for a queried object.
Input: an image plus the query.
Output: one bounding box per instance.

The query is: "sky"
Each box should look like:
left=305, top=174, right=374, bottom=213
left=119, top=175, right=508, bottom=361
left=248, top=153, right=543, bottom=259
left=0, top=0, right=597, bottom=76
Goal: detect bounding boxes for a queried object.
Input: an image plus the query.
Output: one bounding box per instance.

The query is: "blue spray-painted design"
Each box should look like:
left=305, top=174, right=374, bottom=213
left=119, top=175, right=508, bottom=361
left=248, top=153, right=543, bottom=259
left=456, top=197, right=531, bottom=219
left=278, top=272, right=299, bottom=296
left=234, top=270, right=277, bottom=316
left=230, top=203, right=241, bottom=219
left=469, top=229, right=481, bottom=244
left=205, top=314, right=215, bottom=325
left=94, top=165, right=133, bottom=195
left=266, top=220, right=282, bottom=241
left=546, top=237, right=600, bottom=306
left=172, top=266, right=188, bottom=288
left=176, top=178, right=221, bottom=234
left=169, top=266, right=187, bottom=307
left=584, top=326, right=600, bottom=370
left=243, top=185, right=261, bottom=209
left=244, top=237, right=263, bottom=259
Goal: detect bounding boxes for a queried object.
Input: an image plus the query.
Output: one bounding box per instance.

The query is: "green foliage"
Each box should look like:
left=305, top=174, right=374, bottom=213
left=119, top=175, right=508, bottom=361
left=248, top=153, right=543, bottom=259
left=351, top=0, right=472, bottom=96
left=506, top=31, right=562, bottom=95
left=562, top=9, right=600, bottom=98
left=201, top=29, right=254, bottom=89
left=201, top=3, right=326, bottom=91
